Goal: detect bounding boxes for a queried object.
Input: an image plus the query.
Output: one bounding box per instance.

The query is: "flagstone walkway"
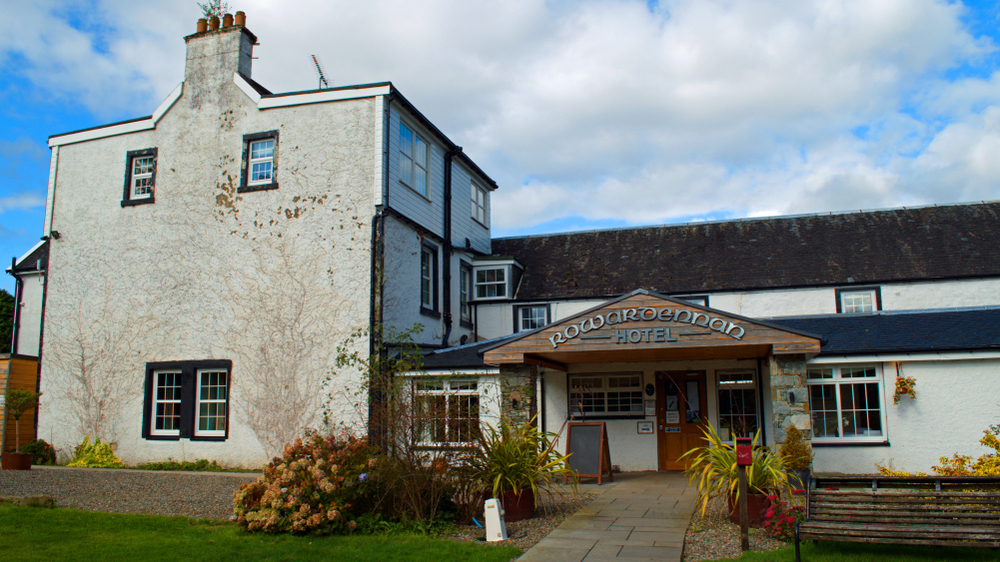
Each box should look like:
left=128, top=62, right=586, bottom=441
left=518, top=471, right=696, bottom=562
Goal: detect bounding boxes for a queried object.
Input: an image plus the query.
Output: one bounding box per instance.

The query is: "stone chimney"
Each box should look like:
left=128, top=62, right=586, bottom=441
left=183, top=12, right=256, bottom=103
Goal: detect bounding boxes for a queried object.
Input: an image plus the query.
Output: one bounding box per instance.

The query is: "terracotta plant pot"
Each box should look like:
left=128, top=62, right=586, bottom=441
left=1, top=452, right=33, bottom=471
left=500, top=488, right=535, bottom=522
left=728, top=492, right=771, bottom=527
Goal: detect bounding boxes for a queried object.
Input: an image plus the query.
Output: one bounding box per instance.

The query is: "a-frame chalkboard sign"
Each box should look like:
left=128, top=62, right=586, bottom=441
left=564, top=422, right=613, bottom=485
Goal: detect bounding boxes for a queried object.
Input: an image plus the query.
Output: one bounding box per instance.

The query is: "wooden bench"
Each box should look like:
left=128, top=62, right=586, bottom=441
left=794, top=475, right=1000, bottom=562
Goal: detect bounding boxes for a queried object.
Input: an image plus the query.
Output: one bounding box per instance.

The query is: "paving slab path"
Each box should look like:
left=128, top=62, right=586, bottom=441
left=519, top=471, right=696, bottom=562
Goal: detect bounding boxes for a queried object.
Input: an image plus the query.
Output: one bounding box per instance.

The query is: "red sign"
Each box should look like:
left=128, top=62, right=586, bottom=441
left=735, top=437, right=753, bottom=466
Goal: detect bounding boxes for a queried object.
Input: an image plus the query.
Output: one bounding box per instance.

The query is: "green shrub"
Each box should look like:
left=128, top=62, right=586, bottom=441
left=134, top=459, right=226, bottom=472
left=778, top=425, right=813, bottom=471
left=67, top=436, right=123, bottom=468
left=20, top=439, right=56, bottom=465
left=234, top=432, right=377, bottom=534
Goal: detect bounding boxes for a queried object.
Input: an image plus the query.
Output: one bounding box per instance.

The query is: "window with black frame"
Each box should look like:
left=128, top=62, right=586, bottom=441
left=716, top=371, right=758, bottom=442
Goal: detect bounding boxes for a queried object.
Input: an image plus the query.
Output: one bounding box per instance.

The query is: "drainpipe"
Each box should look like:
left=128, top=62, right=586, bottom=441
left=440, top=146, right=462, bottom=347
left=368, top=93, right=393, bottom=448
left=8, top=258, right=21, bottom=354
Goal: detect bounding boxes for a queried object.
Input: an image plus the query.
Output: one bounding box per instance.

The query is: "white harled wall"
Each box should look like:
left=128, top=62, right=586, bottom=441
left=476, top=278, right=1000, bottom=341
left=39, top=28, right=379, bottom=467
left=813, top=357, right=1000, bottom=474
left=14, top=271, right=45, bottom=356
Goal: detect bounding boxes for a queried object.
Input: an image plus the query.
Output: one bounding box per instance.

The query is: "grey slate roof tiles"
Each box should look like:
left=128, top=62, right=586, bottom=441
left=491, top=202, right=1000, bottom=301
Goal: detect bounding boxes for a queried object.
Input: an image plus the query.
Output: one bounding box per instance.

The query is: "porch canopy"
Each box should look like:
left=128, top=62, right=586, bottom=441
left=482, top=289, right=822, bottom=370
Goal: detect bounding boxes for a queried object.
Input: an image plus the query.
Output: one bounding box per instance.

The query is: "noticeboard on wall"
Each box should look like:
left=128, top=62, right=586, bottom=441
left=564, top=422, right=614, bottom=485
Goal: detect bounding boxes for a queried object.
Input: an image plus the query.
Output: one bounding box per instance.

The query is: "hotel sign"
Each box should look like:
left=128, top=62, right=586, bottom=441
left=548, top=306, right=745, bottom=349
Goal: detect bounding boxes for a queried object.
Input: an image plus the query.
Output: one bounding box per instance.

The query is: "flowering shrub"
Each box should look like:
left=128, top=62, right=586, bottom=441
left=761, top=495, right=805, bottom=542
left=234, top=432, right=377, bottom=534
left=876, top=427, right=1000, bottom=477
left=20, top=439, right=56, bottom=465
left=932, top=430, right=1000, bottom=477
left=68, top=436, right=123, bottom=468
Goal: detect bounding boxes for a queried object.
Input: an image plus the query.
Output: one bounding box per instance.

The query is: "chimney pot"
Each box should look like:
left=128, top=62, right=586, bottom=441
left=234, top=11, right=246, bottom=26
left=222, top=13, right=233, bottom=28
left=197, top=18, right=208, bottom=33
left=209, top=15, right=220, bottom=30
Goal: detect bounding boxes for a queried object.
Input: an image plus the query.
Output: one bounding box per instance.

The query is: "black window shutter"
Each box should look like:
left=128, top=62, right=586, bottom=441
left=141, top=367, right=154, bottom=438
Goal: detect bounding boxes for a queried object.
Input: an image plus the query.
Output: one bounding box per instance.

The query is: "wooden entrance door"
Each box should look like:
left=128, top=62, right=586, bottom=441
left=656, top=371, right=707, bottom=470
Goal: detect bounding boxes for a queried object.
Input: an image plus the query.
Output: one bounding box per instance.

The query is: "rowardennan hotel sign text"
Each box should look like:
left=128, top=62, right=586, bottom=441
left=548, top=306, right=745, bottom=349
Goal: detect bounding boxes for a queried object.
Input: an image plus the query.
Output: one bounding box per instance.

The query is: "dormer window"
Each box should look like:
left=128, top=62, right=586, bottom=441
left=475, top=267, right=506, bottom=299
left=836, top=287, right=881, bottom=314
left=472, top=258, right=522, bottom=301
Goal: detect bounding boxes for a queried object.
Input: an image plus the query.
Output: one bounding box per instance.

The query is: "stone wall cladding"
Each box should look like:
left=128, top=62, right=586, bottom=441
left=499, top=364, right=535, bottom=426
left=768, top=354, right=810, bottom=446
left=39, top=34, right=381, bottom=466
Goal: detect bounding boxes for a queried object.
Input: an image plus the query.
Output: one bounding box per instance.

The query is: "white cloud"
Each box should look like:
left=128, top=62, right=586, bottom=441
left=3, top=0, right=1000, bottom=234
left=0, top=193, right=46, bottom=214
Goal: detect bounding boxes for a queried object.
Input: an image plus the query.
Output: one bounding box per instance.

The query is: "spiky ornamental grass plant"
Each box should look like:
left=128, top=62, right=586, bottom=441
left=465, top=414, right=576, bottom=501
left=680, top=423, right=793, bottom=517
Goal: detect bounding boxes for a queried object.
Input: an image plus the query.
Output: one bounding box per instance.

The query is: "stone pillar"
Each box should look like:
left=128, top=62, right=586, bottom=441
left=769, top=354, right=811, bottom=445
left=499, top=364, right=536, bottom=426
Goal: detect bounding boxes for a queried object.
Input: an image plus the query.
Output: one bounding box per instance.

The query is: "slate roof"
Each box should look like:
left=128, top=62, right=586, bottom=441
left=770, top=308, right=1000, bottom=356
left=491, top=202, right=1000, bottom=301
left=423, top=308, right=1000, bottom=368
left=421, top=334, right=518, bottom=369
left=9, top=240, right=48, bottom=274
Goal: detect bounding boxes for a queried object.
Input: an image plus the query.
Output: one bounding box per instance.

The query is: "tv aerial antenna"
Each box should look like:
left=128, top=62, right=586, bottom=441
left=311, top=55, right=329, bottom=89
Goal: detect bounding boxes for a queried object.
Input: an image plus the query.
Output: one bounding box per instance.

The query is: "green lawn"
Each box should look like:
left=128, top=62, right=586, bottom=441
left=720, top=541, right=1000, bottom=561
left=0, top=504, right=520, bottom=562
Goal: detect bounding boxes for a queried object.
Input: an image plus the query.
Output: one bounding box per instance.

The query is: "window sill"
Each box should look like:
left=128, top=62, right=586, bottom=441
left=568, top=415, right=646, bottom=421
left=812, top=440, right=889, bottom=447
left=122, top=197, right=155, bottom=207
left=412, top=443, right=478, bottom=451
left=399, top=180, right=431, bottom=201
left=145, top=434, right=180, bottom=441
left=459, top=319, right=473, bottom=329
left=143, top=435, right=228, bottom=442
left=420, top=307, right=441, bottom=319
left=238, top=182, right=279, bottom=193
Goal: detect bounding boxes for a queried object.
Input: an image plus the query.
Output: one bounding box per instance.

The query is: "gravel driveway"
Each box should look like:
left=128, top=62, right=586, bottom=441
left=0, top=466, right=259, bottom=520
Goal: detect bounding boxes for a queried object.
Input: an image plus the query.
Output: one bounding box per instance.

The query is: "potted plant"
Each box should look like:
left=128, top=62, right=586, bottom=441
left=893, top=375, right=916, bottom=404
left=779, top=424, right=813, bottom=489
left=681, top=423, right=793, bottom=527
left=466, top=414, right=575, bottom=521
left=2, top=388, right=42, bottom=470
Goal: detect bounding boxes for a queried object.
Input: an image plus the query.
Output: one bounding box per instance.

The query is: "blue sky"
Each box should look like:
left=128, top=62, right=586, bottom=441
left=2, top=0, right=1000, bottom=293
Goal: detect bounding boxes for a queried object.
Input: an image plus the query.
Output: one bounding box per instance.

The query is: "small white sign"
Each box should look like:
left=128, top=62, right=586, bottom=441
left=665, top=412, right=680, bottom=424
left=637, top=421, right=654, bottom=434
